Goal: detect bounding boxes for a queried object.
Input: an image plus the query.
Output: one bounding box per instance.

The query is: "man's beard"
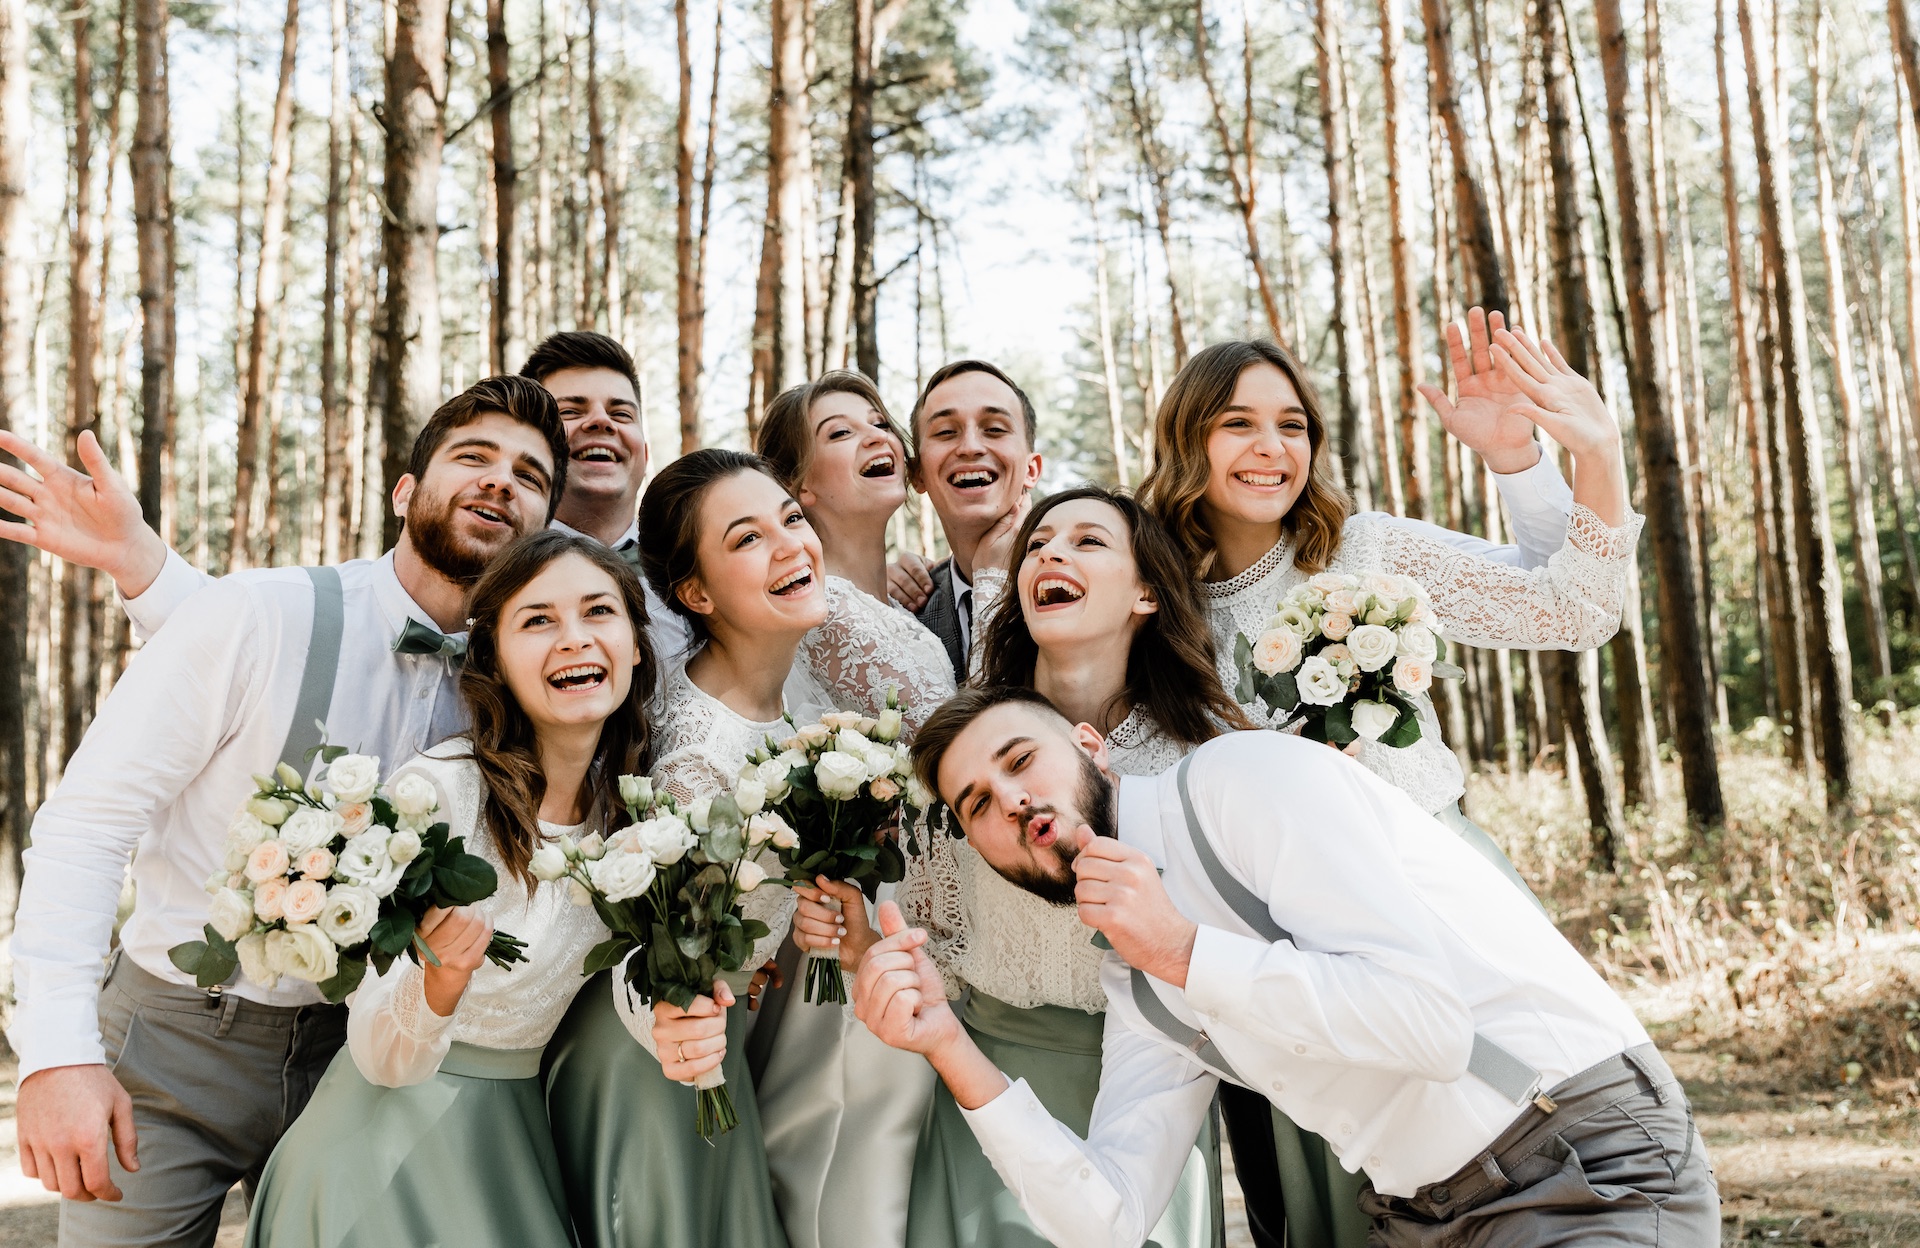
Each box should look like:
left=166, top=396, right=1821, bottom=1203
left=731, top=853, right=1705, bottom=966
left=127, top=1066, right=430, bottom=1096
left=995, top=750, right=1118, bottom=906
left=407, top=488, right=523, bottom=587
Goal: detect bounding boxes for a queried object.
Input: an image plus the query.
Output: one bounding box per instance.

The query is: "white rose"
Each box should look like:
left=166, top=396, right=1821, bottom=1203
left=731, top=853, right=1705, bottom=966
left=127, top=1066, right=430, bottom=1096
left=577, top=832, right=607, bottom=861
left=770, top=823, right=799, bottom=851
left=1364, top=604, right=1397, bottom=627
left=316, top=884, right=380, bottom=946
left=227, top=812, right=272, bottom=855
left=1392, top=655, right=1433, bottom=694
left=634, top=815, right=696, bottom=865
left=1319, top=613, right=1353, bottom=641
left=1252, top=629, right=1303, bottom=676
left=1321, top=644, right=1356, bottom=676
left=834, top=729, right=875, bottom=759
left=617, top=775, right=654, bottom=810
left=1351, top=701, right=1400, bottom=742
left=820, top=711, right=864, bottom=732
left=755, top=758, right=793, bottom=802
left=277, top=807, right=341, bottom=857
left=253, top=877, right=289, bottom=922
left=529, top=843, right=569, bottom=882
left=386, top=828, right=423, bottom=865
left=1309, top=571, right=1359, bottom=593
left=735, top=860, right=768, bottom=892
left=1361, top=571, right=1401, bottom=600
left=1295, top=656, right=1348, bottom=707
left=746, top=812, right=792, bottom=848
left=589, top=851, right=658, bottom=903
left=265, top=923, right=339, bottom=984
left=873, top=708, right=903, bottom=743
left=1324, top=588, right=1360, bottom=617
left=1396, top=623, right=1438, bottom=661
left=296, top=847, right=337, bottom=879
left=335, top=801, right=374, bottom=838
left=905, top=777, right=932, bottom=809
left=247, top=795, right=293, bottom=827
left=245, top=840, right=291, bottom=885
left=336, top=830, right=403, bottom=895
left=387, top=773, right=438, bottom=820
left=281, top=879, right=328, bottom=925
left=734, top=778, right=767, bottom=817
left=204, top=868, right=231, bottom=892
left=799, top=724, right=831, bottom=747
left=209, top=888, right=257, bottom=942
left=1345, top=624, right=1400, bottom=673
left=325, top=754, right=381, bottom=804
left=1275, top=604, right=1318, bottom=639
left=236, top=932, right=276, bottom=988
left=870, top=775, right=900, bottom=802
left=814, top=751, right=869, bottom=800
left=686, top=797, right=713, bottom=832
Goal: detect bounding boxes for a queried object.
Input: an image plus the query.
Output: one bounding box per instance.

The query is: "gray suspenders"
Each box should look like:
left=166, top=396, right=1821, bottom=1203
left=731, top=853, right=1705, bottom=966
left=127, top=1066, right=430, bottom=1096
left=1128, top=755, right=1550, bottom=1109
left=278, top=566, right=346, bottom=773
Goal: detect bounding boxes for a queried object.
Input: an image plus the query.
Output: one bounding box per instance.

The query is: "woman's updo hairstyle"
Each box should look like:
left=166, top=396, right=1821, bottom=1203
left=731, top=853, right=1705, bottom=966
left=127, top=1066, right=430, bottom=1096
left=1138, top=339, right=1353, bottom=576
left=754, top=370, right=908, bottom=495
left=636, top=447, right=785, bottom=645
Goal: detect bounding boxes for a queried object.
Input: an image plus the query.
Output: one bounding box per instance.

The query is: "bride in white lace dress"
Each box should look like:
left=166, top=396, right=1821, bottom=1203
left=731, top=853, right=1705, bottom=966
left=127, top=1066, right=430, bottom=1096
left=1133, top=313, right=1644, bottom=1248
left=751, top=374, right=966, bottom=1248
left=896, top=486, right=1253, bottom=1248
left=248, top=531, right=670, bottom=1248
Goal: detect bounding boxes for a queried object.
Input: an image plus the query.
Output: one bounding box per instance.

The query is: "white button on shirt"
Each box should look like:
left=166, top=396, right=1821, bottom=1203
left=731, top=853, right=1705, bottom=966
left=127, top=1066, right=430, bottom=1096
left=8, top=555, right=470, bottom=1080
left=959, top=732, right=1650, bottom=1248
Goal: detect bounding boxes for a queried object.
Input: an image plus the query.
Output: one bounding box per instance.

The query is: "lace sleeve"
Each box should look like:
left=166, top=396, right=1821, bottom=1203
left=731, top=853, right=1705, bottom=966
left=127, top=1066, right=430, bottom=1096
left=896, top=827, right=968, bottom=999
left=966, top=566, right=1010, bottom=681
left=1379, top=504, right=1645, bottom=651
left=798, top=576, right=957, bottom=735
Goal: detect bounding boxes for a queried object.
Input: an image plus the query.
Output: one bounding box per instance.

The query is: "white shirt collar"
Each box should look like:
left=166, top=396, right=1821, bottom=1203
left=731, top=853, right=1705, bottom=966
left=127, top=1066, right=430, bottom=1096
left=373, top=550, right=464, bottom=640
left=548, top=516, right=639, bottom=549
left=950, top=559, right=972, bottom=598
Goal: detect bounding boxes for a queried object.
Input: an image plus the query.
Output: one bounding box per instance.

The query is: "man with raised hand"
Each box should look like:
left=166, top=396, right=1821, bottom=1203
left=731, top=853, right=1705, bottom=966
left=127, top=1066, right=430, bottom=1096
left=0, top=330, right=689, bottom=665
left=854, top=685, right=1718, bottom=1248
left=8, top=379, right=568, bottom=1246
left=884, top=359, right=1043, bottom=677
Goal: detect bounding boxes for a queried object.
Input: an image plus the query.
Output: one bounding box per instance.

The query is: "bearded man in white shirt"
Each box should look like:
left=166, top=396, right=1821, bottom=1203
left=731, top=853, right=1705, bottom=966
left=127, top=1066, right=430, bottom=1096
left=853, top=685, right=1720, bottom=1247
left=5, top=378, right=569, bottom=1246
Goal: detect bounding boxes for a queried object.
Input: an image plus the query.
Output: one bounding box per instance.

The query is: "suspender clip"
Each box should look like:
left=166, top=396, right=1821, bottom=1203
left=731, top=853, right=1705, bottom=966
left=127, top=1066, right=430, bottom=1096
left=1532, top=1090, right=1559, bottom=1115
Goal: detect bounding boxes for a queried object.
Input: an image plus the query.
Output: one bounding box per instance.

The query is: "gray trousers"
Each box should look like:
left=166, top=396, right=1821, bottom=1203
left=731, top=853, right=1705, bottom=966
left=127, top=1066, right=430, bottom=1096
left=58, top=952, right=346, bottom=1248
left=1360, top=1044, right=1720, bottom=1246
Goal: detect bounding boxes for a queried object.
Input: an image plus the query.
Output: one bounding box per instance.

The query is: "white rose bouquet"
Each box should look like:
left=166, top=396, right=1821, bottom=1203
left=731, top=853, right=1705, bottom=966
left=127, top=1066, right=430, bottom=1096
left=739, top=686, right=932, bottom=1006
left=169, top=744, right=527, bottom=1002
left=1233, top=571, right=1463, bottom=750
left=537, top=774, right=782, bottom=1140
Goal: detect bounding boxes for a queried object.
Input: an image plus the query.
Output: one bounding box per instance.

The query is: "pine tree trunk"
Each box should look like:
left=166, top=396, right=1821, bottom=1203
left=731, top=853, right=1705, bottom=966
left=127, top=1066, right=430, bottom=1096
left=769, top=0, right=809, bottom=392
left=1314, top=0, right=1368, bottom=500
left=320, top=0, right=347, bottom=561
left=1755, top=259, right=1816, bottom=770
left=1121, top=27, right=1188, bottom=367
left=848, top=0, right=878, bottom=379
left=585, top=0, right=619, bottom=341
left=376, top=0, right=448, bottom=545
left=230, top=0, right=298, bottom=570
left=132, top=0, right=171, bottom=533
left=1377, top=0, right=1424, bottom=518
left=0, top=0, right=32, bottom=899
left=676, top=0, right=700, bottom=447
left=1593, top=0, right=1725, bottom=827
left=1891, top=0, right=1920, bottom=140
left=1420, top=0, right=1507, bottom=312
left=1897, top=66, right=1920, bottom=485
left=1808, top=9, right=1890, bottom=683
left=63, top=1, right=98, bottom=765
left=487, top=0, right=516, bottom=373
left=1737, top=0, right=1853, bottom=797
left=1081, top=86, right=1129, bottom=486
left=1194, top=0, right=1284, bottom=343
left=531, top=3, right=554, bottom=342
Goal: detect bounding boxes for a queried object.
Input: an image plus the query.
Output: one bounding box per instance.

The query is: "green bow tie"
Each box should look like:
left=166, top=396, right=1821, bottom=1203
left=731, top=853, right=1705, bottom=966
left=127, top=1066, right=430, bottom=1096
left=614, top=539, right=642, bottom=568
left=393, top=617, right=468, bottom=661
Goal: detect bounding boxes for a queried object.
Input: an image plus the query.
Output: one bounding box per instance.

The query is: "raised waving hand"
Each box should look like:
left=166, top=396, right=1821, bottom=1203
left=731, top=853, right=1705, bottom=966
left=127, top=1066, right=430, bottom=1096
left=0, top=429, right=170, bottom=595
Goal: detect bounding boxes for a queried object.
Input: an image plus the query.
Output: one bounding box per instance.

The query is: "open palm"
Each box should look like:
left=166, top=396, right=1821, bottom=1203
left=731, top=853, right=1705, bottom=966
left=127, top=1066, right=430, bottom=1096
left=1417, top=309, right=1541, bottom=467
left=0, top=429, right=163, bottom=589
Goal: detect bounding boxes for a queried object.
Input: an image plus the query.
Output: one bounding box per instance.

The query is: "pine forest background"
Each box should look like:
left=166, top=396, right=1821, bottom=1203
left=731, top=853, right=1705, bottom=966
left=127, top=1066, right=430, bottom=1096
left=5, top=0, right=1920, bottom=1231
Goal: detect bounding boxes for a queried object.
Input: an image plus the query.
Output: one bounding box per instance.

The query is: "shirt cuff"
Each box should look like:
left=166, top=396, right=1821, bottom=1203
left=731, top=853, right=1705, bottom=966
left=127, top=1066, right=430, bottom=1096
left=1488, top=447, right=1572, bottom=510
left=9, top=996, right=109, bottom=1083
left=388, top=963, right=457, bottom=1045
left=121, top=548, right=206, bottom=641
left=1181, top=924, right=1291, bottom=1045
left=957, top=1075, right=1050, bottom=1152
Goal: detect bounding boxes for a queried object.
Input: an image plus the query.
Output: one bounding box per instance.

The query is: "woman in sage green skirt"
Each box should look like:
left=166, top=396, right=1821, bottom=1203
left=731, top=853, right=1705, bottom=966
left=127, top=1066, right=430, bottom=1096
left=250, top=533, right=679, bottom=1247
left=879, top=487, right=1255, bottom=1248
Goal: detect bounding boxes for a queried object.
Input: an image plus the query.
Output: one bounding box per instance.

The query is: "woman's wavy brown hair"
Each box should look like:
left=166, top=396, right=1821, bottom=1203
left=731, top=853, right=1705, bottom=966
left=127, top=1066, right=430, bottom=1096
left=976, top=486, right=1253, bottom=746
left=457, top=529, right=658, bottom=886
left=754, top=371, right=909, bottom=495
left=1138, top=340, right=1353, bottom=577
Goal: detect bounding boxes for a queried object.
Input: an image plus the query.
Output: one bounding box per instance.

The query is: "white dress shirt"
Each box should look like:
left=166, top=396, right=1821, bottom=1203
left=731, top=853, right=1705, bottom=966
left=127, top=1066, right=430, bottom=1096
left=949, top=559, right=975, bottom=665
left=124, top=517, right=693, bottom=667
left=9, top=555, right=470, bottom=1080
left=960, top=731, right=1649, bottom=1248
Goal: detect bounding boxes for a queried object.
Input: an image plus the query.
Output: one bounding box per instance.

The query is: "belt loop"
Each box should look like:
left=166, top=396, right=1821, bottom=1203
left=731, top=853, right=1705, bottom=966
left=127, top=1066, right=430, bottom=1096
left=1621, top=1046, right=1668, bottom=1104
left=214, top=993, right=241, bottom=1039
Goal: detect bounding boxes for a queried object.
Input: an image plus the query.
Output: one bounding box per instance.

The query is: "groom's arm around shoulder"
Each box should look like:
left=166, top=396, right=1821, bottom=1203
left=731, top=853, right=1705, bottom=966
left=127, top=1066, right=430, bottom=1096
left=9, top=575, right=278, bottom=1078
left=1174, top=732, right=1478, bottom=1081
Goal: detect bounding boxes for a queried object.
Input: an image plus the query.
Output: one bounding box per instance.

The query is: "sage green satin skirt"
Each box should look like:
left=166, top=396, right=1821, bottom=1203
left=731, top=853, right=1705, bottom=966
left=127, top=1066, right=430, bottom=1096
left=245, top=1042, right=573, bottom=1248
left=542, top=973, right=787, bottom=1248
left=906, top=992, right=1223, bottom=1248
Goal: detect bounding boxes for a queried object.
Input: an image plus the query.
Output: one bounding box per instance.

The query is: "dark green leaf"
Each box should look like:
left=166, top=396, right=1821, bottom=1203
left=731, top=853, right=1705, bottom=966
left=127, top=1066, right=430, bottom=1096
left=1324, top=702, right=1358, bottom=746
left=432, top=851, right=498, bottom=906
left=317, top=956, right=368, bottom=1003
left=582, top=937, right=635, bottom=976
left=370, top=909, right=417, bottom=957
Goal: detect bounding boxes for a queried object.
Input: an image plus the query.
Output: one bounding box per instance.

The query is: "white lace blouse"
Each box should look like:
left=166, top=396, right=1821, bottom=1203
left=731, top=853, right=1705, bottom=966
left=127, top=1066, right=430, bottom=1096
left=345, top=745, right=627, bottom=1087
left=797, top=575, right=957, bottom=736
left=1204, top=505, right=1645, bottom=814
left=908, top=707, right=1192, bottom=1015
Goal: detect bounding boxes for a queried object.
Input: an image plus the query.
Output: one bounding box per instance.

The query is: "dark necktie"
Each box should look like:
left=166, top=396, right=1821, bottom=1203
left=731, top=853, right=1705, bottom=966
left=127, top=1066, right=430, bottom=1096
left=615, top=539, right=643, bottom=568
left=393, top=617, right=468, bottom=661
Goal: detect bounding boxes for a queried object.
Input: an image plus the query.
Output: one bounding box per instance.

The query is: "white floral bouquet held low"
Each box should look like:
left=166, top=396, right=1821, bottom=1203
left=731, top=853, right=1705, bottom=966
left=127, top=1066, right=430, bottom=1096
left=535, top=774, right=783, bottom=1140
left=1233, top=571, right=1464, bottom=749
left=741, top=687, right=932, bottom=1006
left=170, top=742, right=528, bottom=1003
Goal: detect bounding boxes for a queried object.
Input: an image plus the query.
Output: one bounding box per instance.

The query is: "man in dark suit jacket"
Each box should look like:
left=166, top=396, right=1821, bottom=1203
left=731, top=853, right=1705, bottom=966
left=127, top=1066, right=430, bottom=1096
left=892, top=360, right=1044, bottom=679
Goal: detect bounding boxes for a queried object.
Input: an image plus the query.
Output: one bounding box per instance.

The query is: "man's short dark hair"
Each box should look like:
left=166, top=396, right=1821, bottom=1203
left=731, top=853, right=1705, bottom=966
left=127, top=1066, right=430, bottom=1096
left=907, top=359, right=1039, bottom=454
left=911, top=684, right=1065, bottom=803
left=518, top=330, right=642, bottom=401
left=407, top=376, right=570, bottom=521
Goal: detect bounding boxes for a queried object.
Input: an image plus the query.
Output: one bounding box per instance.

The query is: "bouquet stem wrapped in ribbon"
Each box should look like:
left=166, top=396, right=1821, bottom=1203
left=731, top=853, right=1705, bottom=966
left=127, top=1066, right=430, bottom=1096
left=1234, top=571, right=1463, bottom=749
left=741, top=688, right=931, bottom=1006
left=536, top=775, right=783, bottom=1140
left=170, top=746, right=526, bottom=1003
